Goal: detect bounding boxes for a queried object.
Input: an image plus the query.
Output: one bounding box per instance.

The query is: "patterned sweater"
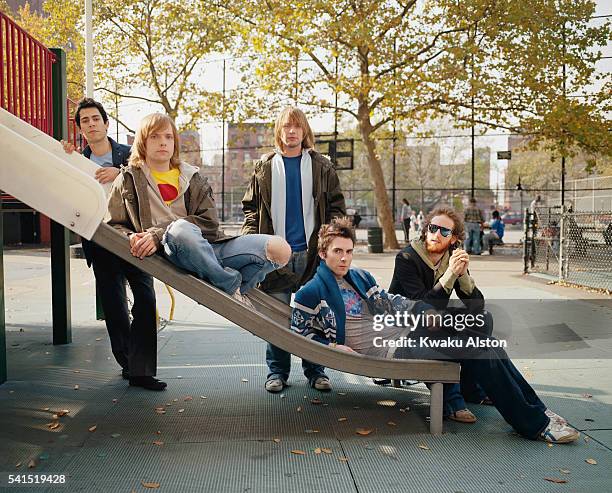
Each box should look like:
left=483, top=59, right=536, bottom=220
left=291, top=261, right=427, bottom=345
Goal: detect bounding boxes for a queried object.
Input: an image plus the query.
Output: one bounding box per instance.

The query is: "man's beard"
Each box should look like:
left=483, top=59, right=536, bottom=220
left=425, top=239, right=448, bottom=254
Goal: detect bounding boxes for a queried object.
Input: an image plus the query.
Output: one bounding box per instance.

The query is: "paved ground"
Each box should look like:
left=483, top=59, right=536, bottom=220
left=0, top=246, right=611, bottom=492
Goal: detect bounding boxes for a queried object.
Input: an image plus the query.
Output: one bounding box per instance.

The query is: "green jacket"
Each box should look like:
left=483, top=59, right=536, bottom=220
left=241, top=150, right=346, bottom=292
left=106, top=164, right=233, bottom=249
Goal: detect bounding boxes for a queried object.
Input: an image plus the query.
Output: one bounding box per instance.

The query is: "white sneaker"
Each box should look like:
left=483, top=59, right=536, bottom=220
left=545, top=409, right=568, bottom=426
left=539, top=420, right=579, bottom=443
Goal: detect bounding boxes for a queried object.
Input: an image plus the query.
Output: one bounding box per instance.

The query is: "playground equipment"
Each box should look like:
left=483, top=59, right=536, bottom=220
left=0, top=107, right=459, bottom=434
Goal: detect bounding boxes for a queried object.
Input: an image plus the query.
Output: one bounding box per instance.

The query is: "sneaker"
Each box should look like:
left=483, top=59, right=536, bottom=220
left=265, top=377, right=286, bottom=393
left=312, top=376, right=332, bottom=392
left=129, top=376, right=167, bottom=391
left=545, top=409, right=568, bottom=426
left=232, top=289, right=254, bottom=309
left=447, top=408, right=477, bottom=423
left=540, top=421, right=580, bottom=443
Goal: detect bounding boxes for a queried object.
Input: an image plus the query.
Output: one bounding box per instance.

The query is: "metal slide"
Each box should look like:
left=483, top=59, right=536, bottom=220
left=0, top=108, right=458, bottom=434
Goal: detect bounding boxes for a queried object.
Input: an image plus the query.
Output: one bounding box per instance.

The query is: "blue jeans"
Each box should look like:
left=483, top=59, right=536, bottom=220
left=162, top=219, right=281, bottom=294
left=465, top=222, right=482, bottom=254
left=265, top=250, right=327, bottom=384
left=397, top=335, right=549, bottom=439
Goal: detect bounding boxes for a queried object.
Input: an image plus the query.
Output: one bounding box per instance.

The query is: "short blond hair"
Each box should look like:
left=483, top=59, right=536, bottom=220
left=274, top=106, right=315, bottom=151
left=128, top=113, right=181, bottom=169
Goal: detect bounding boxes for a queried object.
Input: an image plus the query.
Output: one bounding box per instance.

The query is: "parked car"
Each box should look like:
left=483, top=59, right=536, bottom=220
left=502, top=211, right=523, bottom=225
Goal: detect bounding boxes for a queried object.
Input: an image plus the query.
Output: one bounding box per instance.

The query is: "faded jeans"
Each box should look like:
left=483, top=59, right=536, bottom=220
left=162, top=219, right=282, bottom=295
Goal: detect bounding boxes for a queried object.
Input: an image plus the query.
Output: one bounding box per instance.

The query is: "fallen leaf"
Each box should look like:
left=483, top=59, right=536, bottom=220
left=338, top=417, right=347, bottom=422
left=156, top=431, right=162, bottom=435
left=141, top=481, right=160, bottom=489
left=184, top=396, right=193, bottom=401
left=43, top=407, right=50, bottom=411
left=582, top=393, right=593, bottom=398
left=314, top=448, right=322, bottom=454
left=377, top=400, right=397, bottom=407
left=297, top=406, right=302, bottom=412
left=387, top=421, right=397, bottom=426
left=291, top=449, right=306, bottom=455
left=48, top=422, right=60, bottom=430
left=585, top=458, right=597, bottom=465
left=241, top=378, right=248, bottom=382
left=321, top=448, right=332, bottom=454
left=305, top=429, right=319, bottom=434
left=73, top=385, right=79, bottom=390
left=272, top=438, right=281, bottom=443
left=418, top=444, right=430, bottom=450
left=73, top=370, right=80, bottom=373
left=547, top=443, right=554, bottom=448
left=88, top=425, right=97, bottom=432
left=200, top=396, right=207, bottom=399
left=58, top=410, right=69, bottom=417
left=311, top=398, right=322, bottom=405
left=584, top=418, right=594, bottom=422
left=356, top=428, right=374, bottom=436
left=559, top=469, right=570, bottom=474
left=337, top=392, right=346, bottom=396
left=172, top=399, right=178, bottom=402
left=153, top=441, right=163, bottom=446
left=353, top=406, right=360, bottom=409
left=52, top=414, right=58, bottom=420
left=15, top=462, right=22, bottom=468
left=155, top=406, right=165, bottom=411
left=112, top=399, right=118, bottom=404
left=178, top=409, right=185, bottom=413
left=339, top=457, right=349, bottom=462
left=544, top=478, right=568, bottom=484
left=95, top=338, right=102, bottom=341
left=28, top=460, right=36, bottom=469
left=111, top=433, right=121, bottom=438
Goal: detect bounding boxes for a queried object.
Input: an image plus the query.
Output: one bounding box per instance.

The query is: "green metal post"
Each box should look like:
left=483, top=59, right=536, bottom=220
left=50, top=48, right=71, bottom=344
left=0, top=199, right=6, bottom=383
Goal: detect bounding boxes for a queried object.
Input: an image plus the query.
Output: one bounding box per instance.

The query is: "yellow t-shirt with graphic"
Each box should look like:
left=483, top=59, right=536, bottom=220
left=151, top=168, right=180, bottom=205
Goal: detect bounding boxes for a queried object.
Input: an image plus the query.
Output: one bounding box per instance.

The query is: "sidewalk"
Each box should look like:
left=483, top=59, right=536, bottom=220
left=0, top=248, right=611, bottom=492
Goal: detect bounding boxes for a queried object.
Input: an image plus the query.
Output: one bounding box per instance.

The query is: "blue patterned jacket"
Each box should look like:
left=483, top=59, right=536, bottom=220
left=291, top=261, right=427, bottom=345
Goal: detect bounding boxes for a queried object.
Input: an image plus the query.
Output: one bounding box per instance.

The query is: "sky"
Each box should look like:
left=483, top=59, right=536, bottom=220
left=97, top=2, right=611, bottom=197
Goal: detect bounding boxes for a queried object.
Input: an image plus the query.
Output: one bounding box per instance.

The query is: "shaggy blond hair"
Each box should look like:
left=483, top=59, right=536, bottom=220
left=274, top=106, right=315, bottom=151
left=128, top=113, right=181, bottom=169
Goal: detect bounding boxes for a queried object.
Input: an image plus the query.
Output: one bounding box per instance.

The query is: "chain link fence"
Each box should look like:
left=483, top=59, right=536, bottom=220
left=526, top=206, right=612, bottom=292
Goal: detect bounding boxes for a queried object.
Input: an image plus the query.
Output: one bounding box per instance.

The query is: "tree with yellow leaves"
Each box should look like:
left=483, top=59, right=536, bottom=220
left=224, top=0, right=610, bottom=248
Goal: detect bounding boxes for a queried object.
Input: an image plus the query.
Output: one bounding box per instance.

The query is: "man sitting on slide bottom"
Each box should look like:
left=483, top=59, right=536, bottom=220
left=290, top=217, right=579, bottom=443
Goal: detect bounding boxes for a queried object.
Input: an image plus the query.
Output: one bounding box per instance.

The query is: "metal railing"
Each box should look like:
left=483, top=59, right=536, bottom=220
left=0, top=11, right=54, bottom=135
left=525, top=206, right=612, bottom=292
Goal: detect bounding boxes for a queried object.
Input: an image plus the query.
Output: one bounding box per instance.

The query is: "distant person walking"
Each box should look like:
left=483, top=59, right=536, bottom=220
left=400, top=198, right=412, bottom=242
left=463, top=197, right=484, bottom=255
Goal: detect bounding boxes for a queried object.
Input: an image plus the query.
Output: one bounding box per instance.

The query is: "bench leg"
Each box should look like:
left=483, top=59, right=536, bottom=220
left=430, top=382, right=443, bottom=435
left=392, top=379, right=402, bottom=388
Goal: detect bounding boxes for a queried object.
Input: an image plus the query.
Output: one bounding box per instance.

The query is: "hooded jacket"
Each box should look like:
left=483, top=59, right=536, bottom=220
left=106, top=162, right=234, bottom=248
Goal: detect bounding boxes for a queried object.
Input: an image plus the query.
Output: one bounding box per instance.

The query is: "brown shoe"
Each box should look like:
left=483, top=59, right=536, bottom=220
left=447, top=409, right=477, bottom=423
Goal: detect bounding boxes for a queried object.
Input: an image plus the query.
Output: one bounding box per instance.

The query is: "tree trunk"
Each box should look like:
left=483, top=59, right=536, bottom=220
left=357, top=107, right=399, bottom=250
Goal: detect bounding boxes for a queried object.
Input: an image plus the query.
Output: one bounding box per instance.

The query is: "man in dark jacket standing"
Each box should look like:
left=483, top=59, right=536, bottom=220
left=242, top=106, right=346, bottom=393
left=62, top=98, right=163, bottom=390
left=389, top=207, right=491, bottom=422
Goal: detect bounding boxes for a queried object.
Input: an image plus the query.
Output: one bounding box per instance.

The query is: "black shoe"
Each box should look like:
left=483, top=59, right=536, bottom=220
left=121, top=368, right=130, bottom=380
left=129, top=376, right=167, bottom=391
